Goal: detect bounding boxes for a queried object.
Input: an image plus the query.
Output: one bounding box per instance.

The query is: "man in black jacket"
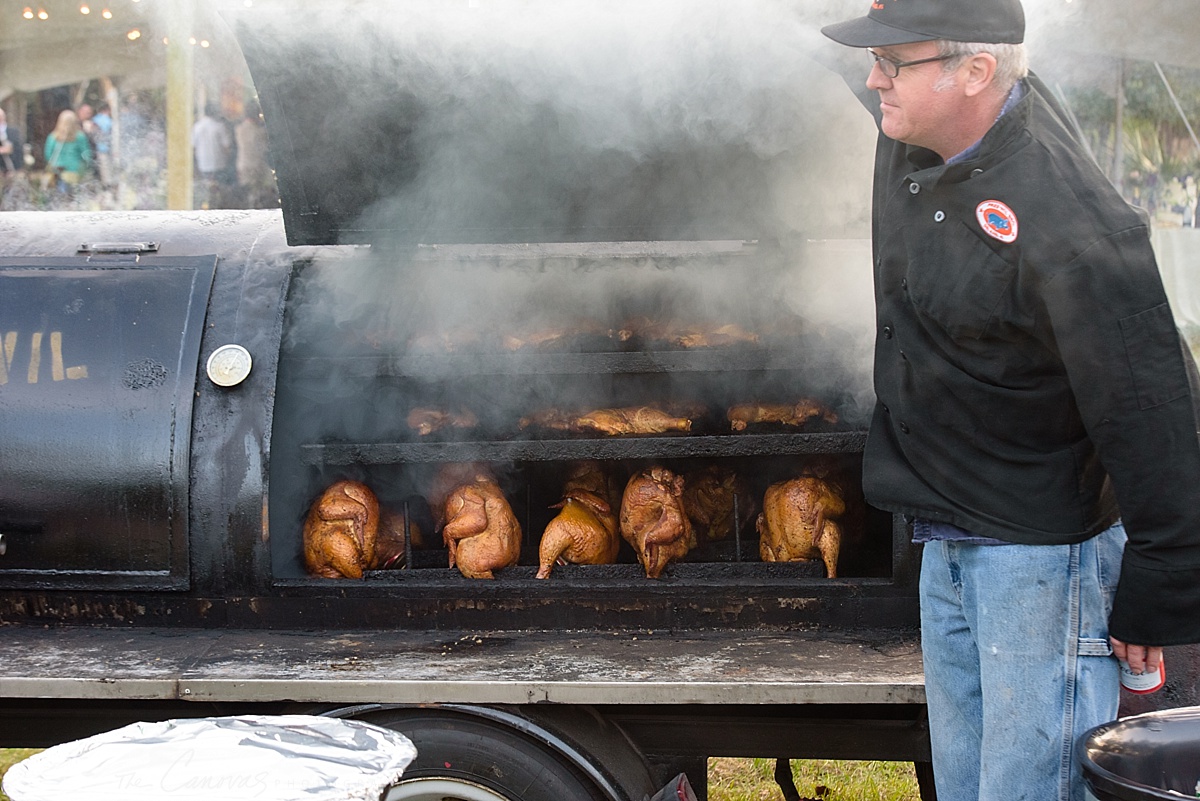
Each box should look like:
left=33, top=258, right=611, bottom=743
left=821, top=1, right=1200, bottom=798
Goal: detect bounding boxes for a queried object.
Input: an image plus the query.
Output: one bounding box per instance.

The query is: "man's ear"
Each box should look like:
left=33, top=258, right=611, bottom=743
left=962, top=53, right=998, bottom=98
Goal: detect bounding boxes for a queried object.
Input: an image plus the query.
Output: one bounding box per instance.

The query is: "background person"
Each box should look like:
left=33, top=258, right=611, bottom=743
left=43, top=109, right=92, bottom=195
left=90, top=102, right=114, bottom=190
left=820, top=0, right=1200, bottom=798
left=234, top=101, right=273, bottom=208
left=0, top=108, right=24, bottom=176
left=192, top=102, right=233, bottom=208
left=0, top=107, right=26, bottom=209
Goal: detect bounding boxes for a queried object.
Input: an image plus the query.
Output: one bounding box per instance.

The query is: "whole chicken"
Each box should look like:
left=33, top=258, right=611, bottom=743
left=682, top=465, right=756, bottom=542
left=757, top=476, right=845, bottom=578
left=537, top=462, right=621, bottom=579
left=303, top=480, right=380, bottom=579
left=370, top=509, right=425, bottom=570
left=427, top=462, right=492, bottom=529
left=727, top=399, right=838, bottom=431
left=440, top=472, right=522, bottom=579
left=620, top=466, right=693, bottom=579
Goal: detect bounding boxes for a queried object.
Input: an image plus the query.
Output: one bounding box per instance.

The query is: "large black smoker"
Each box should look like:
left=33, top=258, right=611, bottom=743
left=0, top=4, right=1010, bottom=799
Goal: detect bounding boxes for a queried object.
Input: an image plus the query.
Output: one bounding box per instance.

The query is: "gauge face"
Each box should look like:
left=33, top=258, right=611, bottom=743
left=206, top=344, right=253, bottom=387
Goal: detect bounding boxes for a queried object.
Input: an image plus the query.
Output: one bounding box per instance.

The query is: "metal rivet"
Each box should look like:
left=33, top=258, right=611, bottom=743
left=909, top=182, right=920, bottom=194
left=971, top=168, right=984, bottom=177
left=934, top=210, right=946, bottom=222
left=883, top=325, right=894, bottom=339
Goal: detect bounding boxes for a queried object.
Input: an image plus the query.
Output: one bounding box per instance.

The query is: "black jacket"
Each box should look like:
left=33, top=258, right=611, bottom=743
left=862, top=75, right=1200, bottom=645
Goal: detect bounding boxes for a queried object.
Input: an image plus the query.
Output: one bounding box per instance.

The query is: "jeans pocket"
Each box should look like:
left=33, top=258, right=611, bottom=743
left=1078, top=637, right=1113, bottom=658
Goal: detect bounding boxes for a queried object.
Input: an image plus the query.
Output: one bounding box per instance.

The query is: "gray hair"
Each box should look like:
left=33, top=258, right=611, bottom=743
left=933, top=41, right=1029, bottom=94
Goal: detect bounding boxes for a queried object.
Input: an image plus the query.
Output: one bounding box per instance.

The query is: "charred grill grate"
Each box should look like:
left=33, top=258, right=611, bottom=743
left=302, top=431, right=866, bottom=465
left=285, top=348, right=792, bottom=379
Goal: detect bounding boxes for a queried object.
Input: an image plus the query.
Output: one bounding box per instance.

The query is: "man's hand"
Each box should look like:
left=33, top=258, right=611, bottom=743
left=1110, top=637, right=1164, bottom=675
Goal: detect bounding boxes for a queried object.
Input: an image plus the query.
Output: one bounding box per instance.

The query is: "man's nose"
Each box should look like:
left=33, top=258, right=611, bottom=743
left=866, top=62, right=891, bottom=91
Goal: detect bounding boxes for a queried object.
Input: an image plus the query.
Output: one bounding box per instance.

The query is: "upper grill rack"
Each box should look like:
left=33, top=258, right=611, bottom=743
left=301, top=431, right=866, bottom=465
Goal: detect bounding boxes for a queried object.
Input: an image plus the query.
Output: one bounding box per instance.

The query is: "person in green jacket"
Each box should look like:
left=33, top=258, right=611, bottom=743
left=43, top=109, right=92, bottom=194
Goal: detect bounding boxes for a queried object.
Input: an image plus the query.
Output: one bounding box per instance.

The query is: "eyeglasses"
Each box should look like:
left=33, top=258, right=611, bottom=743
left=867, top=49, right=953, bottom=79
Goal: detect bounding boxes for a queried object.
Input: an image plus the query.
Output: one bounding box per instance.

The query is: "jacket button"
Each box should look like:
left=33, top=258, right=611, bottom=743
left=934, top=210, right=945, bottom=222
left=882, top=403, right=890, bottom=414
left=882, top=325, right=893, bottom=339
left=971, top=168, right=984, bottom=177
left=909, top=182, right=920, bottom=195
left=901, top=277, right=908, bottom=290
left=899, top=421, right=910, bottom=434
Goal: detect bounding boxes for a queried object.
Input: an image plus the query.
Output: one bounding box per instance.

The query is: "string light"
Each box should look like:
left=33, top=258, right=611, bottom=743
left=37, top=8, right=48, bottom=19
left=101, top=8, right=112, bottom=18
left=127, top=29, right=141, bottom=40
left=79, top=5, right=90, bottom=14
left=22, top=7, right=33, bottom=19
left=200, top=39, right=210, bottom=48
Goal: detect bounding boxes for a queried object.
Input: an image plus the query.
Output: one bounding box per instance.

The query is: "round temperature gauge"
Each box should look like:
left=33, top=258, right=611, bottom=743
left=206, top=344, right=253, bottom=387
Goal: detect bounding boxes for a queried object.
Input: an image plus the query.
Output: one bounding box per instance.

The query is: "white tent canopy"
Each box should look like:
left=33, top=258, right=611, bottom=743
left=3, top=0, right=1200, bottom=102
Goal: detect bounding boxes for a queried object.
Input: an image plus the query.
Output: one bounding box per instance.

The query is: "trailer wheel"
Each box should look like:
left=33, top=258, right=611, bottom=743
left=353, top=705, right=654, bottom=801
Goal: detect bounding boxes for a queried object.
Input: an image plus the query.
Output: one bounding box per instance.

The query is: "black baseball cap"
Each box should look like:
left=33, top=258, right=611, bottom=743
left=821, top=0, right=1025, bottom=47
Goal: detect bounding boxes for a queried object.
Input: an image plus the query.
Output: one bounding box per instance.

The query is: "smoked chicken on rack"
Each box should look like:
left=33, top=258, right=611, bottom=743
left=620, top=466, right=694, bottom=579
left=518, top=408, right=583, bottom=433
left=521, top=405, right=694, bottom=436
left=616, top=317, right=760, bottom=348
left=536, top=461, right=622, bottom=579
left=575, top=406, right=693, bottom=436
left=501, top=319, right=612, bottom=352
left=727, top=399, right=838, bottom=431
left=406, top=406, right=479, bottom=437
left=433, top=465, right=522, bottom=580
left=303, top=481, right=425, bottom=577
left=682, top=465, right=756, bottom=542
left=303, top=480, right=381, bottom=579
left=373, top=509, right=425, bottom=570
left=757, top=475, right=845, bottom=578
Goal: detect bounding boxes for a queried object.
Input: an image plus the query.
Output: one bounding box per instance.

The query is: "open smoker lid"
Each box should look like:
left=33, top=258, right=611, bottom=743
left=226, top=2, right=865, bottom=247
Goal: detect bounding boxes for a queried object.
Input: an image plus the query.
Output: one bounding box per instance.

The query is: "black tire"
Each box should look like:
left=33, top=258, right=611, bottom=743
left=356, top=706, right=654, bottom=801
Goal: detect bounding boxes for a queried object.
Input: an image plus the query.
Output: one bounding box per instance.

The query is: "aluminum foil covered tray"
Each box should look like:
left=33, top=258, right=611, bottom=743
left=2, top=715, right=416, bottom=801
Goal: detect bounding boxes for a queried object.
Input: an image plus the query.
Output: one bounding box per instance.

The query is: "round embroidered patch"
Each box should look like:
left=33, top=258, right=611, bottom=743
left=976, top=200, right=1018, bottom=243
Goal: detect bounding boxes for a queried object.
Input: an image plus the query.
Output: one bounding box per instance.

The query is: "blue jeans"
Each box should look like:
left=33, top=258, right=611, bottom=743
left=920, top=522, right=1125, bottom=801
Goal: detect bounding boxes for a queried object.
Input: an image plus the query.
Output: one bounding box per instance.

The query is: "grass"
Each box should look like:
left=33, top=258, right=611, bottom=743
left=0, top=749, right=919, bottom=801
left=709, top=758, right=920, bottom=800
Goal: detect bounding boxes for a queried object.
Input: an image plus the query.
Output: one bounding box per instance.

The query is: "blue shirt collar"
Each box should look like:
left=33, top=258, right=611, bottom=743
left=946, top=80, right=1026, bottom=166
